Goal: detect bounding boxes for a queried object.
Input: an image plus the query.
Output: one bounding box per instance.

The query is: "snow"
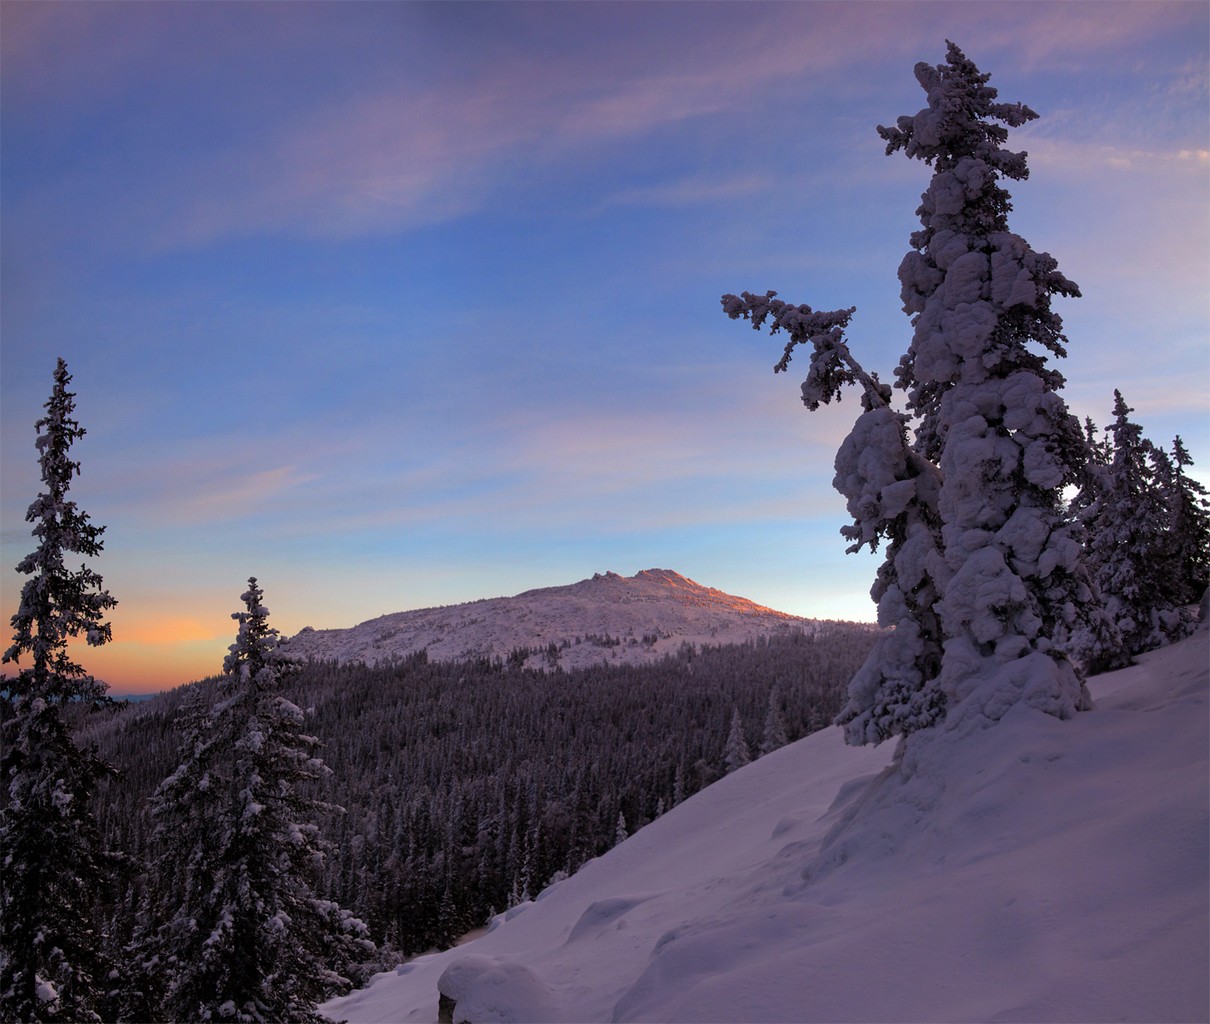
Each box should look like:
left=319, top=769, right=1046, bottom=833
left=321, top=625, right=1208, bottom=1023
left=282, top=569, right=837, bottom=672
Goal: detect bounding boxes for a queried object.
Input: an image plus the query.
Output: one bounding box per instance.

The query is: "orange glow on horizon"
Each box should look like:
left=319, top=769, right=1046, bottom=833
left=69, top=635, right=227, bottom=696
left=0, top=609, right=234, bottom=695
left=114, top=615, right=221, bottom=647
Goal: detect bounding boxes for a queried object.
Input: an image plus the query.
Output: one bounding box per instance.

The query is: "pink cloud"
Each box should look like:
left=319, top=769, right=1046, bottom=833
left=11, top=2, right=1204, bottom=252
left=109, top=460, right=316, bottom=527
left=143, top=8, right=878, bottom=247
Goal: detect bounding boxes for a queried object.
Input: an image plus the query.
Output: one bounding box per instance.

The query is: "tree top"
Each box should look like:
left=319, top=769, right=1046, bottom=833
left=877, top=41, right=1037, bottom=178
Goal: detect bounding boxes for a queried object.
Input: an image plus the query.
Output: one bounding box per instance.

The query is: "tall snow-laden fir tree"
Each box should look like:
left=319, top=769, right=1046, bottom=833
left=726, top=42, right=1100, bottom=743
left=722, top=293, right=948, bottom=745
left=137, top=578, right=375, bottom=1023
left=1, top=358, right=118, bottom=1023
left=878, top=40, right=1097, bottom=727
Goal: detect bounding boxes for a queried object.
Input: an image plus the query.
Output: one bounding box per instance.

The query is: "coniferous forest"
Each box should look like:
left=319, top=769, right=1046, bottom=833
left=3, top=35, right=1208, bottom=1024
left=72, top=627, right=875, bottom=971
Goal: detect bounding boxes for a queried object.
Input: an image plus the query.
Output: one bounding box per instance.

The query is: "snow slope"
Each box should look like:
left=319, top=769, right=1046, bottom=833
left=284, top=569, right=833, bottom=671
left=321, top=626, right=1209, bottom=1024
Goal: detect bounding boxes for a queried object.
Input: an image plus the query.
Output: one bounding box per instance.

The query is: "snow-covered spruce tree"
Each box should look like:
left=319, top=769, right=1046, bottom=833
left=1159, top=436, right=1210, bottom=609
left=722, top=293, right=948, bottom=746
left=723, top=707, right=751, bottom=773
left=759, top=685, right=789, bottom=756
left=880, top=40, right=1097, bottom=725
left=138, top=578, right=375, bottom=1023
left=1081, top=392, right=1193, bottom=660
left=0, top=358, right=118, bottom=1023
left=727, top=42, right=1100, bottom=741
left=614, top=811, right=629, bottom=846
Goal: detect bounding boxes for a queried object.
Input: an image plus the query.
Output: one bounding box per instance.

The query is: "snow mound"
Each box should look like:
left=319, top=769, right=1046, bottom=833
left=321, top=628, right=1209, bottom=1023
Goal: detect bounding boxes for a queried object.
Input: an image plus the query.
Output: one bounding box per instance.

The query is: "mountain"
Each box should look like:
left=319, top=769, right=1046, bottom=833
left=320, top=625, right=1210, bottom=1024
left=284, top=569, right=840, bottom=670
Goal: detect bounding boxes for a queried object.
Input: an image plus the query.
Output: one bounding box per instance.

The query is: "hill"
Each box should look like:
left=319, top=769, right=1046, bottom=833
left=282, top=569, right=835, bottom=670
left=81, top=626, right=878, bottom=960
left=321, top=625, right=1210, bottom=1023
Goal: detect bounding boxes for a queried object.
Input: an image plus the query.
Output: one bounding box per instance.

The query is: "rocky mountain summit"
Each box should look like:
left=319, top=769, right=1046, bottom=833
left=284, top=568, right=851, bottom=671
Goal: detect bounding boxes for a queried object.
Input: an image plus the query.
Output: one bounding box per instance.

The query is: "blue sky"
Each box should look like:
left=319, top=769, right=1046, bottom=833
left=2, top=1, right=1207, bottom=693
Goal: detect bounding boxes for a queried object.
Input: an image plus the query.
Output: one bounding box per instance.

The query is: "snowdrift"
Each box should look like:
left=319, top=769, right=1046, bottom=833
left=321, top=628, right=1209, bottom=1023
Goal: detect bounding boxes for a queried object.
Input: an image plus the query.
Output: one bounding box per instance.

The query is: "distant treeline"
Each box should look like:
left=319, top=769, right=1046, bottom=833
left=80, top=626, right=876, bottom=959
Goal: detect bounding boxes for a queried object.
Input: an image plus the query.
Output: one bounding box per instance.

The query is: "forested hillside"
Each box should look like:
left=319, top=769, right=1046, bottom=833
left=77, top=626, right=875, bottom=959
left=322, top=626, right=1210, bottom=1024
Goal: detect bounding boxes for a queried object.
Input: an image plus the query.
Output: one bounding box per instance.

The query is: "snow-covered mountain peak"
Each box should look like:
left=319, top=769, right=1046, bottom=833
left=527, top=568, right=792, bottom=614
left=283, top=569, right=833, bottom=671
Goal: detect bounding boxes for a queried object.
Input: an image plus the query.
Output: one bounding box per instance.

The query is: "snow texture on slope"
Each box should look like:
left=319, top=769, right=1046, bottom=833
left=321, top=625, right=1209, bottom=1023
left=282, top=569, right=831, bottom=672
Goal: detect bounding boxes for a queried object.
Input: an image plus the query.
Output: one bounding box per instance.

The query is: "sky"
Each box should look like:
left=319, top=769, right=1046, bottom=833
left=2, top=1, right=1207, bottom=695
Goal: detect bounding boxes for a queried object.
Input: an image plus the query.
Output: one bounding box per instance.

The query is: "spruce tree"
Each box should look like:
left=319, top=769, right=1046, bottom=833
left=1, top=358, right=118, bottom=1023
left=138, top=578, right=375, bottom=1023
left=723, top=293, right=948, bottom=744
left=723, top=707, right=751, bottom=774
left=1160, top=436, right=1210, bottom=608
left=613, top=811, right=629, bottom=846
left=1081, top=394, right=1202, bottom=661
left=726, top=42, right=1101, bottom=742
left=876, top=40, right=1098, bottom=726
left=1098, top=393, right=1168, bottom=648
left=759, top=686, right=788, bottom=756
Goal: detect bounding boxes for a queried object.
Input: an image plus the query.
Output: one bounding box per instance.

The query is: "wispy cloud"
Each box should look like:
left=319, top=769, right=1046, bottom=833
left=1025, top=135, right=1210, bottom=178
left=148, top=64, right=798, bottom=246
left=103, top=458, right=317, bottom=528
left=604, top=173, right=775, bottom=209
left=945, top=0, right=1206, bottom=71
left=7, top=1, right=1202, bottom=252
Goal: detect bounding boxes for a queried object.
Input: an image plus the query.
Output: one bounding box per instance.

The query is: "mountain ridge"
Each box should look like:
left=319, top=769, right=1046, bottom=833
left=283, top=568, right=858, bottom=671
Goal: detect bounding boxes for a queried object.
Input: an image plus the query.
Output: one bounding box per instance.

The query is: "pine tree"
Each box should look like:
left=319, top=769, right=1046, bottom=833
left=1, top=358, right=118, bottom=1023
left=723, top=707, right=751, bottom=774
left=726, top=42, right=1099, bottom=742
left=137, top=578, right=375, bottom=1023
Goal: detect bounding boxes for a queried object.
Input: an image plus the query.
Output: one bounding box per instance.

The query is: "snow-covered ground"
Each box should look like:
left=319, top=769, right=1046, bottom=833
left=321, top=626, right=1209, bottom=1023
left=283, top=569, right=834, bottom=672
